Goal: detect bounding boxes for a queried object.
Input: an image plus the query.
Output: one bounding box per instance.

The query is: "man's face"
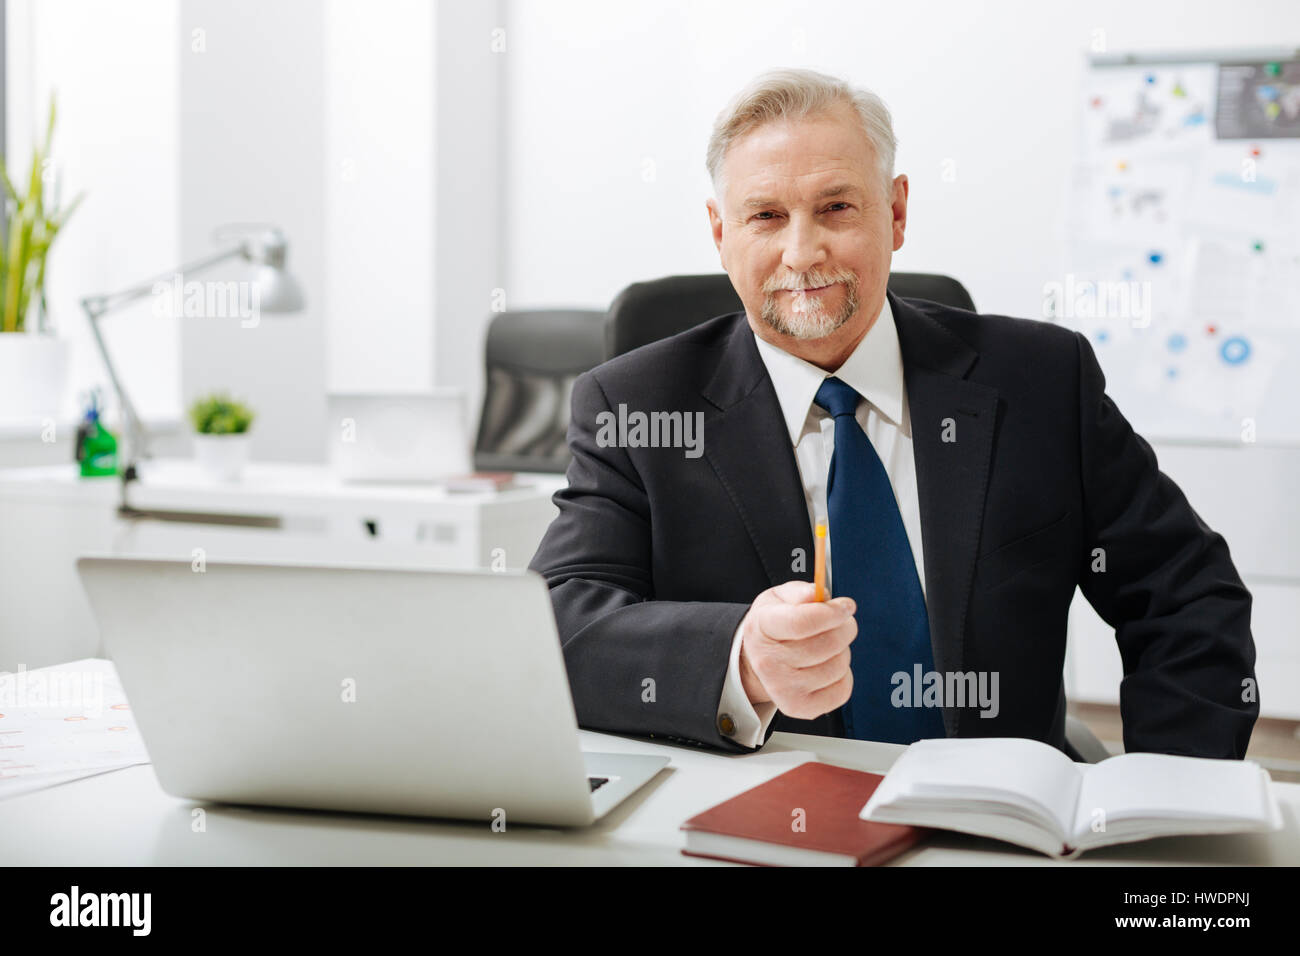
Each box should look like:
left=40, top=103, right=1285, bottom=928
left=707, top=102, right=908, bottom=364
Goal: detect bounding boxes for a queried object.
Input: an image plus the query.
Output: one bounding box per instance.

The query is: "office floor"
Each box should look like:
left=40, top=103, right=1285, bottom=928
left=1072, top=703, right=1300, bottom=783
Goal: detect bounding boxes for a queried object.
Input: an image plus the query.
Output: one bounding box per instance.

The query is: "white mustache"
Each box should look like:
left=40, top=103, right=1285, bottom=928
left=764, top=272, right=852, bottom=293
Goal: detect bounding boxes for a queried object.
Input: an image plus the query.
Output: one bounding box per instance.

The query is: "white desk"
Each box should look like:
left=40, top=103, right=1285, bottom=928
left=4, top=728, right=1297, bottom=866
left=0, top=461, right=566, bottom=670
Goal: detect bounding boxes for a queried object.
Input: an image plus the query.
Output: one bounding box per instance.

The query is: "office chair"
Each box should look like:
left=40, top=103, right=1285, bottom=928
left=478, top=274, right=976, bottom=472
left=473, top=309, right=607, bottom=473
left=1065, top=713, right=1112, bottom=763
left=604, top=271, right=977, bottom=359
left=471, top=275, right=976, bottom=472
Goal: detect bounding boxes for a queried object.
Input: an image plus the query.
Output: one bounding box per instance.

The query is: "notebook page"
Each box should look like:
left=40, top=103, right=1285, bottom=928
left=1072, top=753, right=1271, bottom=839
left=887, top=738, right=1084, bottom=838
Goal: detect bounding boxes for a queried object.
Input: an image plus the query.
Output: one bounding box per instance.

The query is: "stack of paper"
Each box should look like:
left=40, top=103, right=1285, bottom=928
left=0, top=658, right=150, bottom=800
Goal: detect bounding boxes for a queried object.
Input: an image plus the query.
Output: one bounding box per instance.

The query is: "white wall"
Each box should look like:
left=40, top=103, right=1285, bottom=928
left=11, top=0, right=503, bottom=464
left=433, top=0, right=505, bottom=431
left=179, top=0, right=327, bottom=463
left=503, top=0, right=1300, bottom=318
left=324, top=0, right=435, bottom=396
left=323, top=0, right=505, bottom=434
left=180, top=0, right=503, bottom=456
left=5, top=0, right=180, bottom=428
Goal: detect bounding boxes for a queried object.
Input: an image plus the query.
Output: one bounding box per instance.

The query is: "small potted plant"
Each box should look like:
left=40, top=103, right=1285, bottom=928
left=188, top=393, right=255, bottom=482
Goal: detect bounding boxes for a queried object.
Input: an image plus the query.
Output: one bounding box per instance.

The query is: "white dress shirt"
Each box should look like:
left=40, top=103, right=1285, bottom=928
left=716, top=295, right=929, bottom=747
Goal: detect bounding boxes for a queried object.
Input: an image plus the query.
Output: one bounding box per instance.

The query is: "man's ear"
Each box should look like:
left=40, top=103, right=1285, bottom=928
left=706, top=198, right=725, bottom=260
left=891, top=174, right=909, bottom=252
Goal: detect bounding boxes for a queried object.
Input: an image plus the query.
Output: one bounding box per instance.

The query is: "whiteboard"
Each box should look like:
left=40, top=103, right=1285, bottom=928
left=1057, top=50, right=1300, bottom=444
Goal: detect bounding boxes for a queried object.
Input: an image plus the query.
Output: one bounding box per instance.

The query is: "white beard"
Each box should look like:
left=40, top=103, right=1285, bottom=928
left=760, top=281, right=858, bottom=340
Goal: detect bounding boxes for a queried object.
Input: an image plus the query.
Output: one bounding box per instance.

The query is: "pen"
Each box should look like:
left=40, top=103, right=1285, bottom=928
left=813, top=520, right=827, bottom=601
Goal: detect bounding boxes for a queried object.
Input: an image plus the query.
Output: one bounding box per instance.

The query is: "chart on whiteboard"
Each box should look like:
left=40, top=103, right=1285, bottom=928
left=1061, top=57, right=1300, bottom=442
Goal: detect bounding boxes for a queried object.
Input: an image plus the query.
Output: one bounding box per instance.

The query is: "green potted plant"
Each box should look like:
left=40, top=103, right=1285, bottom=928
left=188, top=393, right=255, bottom=482
left=0, top=94, right=84, bottom=425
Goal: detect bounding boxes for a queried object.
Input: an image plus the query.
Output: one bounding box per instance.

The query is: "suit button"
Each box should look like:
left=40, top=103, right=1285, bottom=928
left=718, top=713, right=737, bottom=736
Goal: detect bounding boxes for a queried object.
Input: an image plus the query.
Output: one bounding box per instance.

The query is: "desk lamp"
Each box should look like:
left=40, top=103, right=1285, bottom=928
left=80, top=224, right=305, bottom=515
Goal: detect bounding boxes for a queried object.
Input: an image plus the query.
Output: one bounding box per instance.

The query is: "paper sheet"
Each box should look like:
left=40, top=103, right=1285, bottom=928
left=0, top=658, right=150, bottom=800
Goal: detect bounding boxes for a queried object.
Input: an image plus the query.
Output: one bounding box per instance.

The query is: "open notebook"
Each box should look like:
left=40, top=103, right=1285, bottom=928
left=860, top=737, right=1282, bottom=859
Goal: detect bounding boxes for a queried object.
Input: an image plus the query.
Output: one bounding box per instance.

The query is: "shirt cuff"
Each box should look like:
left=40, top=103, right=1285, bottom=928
left=717, top=620, right=777, bottom=748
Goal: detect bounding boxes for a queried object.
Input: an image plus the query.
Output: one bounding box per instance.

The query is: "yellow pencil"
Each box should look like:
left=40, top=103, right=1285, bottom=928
left=813, top=520, right=827, bottom=601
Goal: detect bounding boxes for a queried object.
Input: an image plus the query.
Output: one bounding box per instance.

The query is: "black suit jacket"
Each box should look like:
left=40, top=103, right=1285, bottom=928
left=528, top=291, right=1258, bottom=757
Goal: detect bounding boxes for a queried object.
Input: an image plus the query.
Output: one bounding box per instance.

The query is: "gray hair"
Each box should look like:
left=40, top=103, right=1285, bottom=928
left=706, top=68, right=897, bottom=199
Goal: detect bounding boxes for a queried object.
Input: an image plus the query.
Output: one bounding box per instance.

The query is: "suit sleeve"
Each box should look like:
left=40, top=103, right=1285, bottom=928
left=527, top=369, right=756, bottom=752
left=1073, top=331, right=1258, bottom=758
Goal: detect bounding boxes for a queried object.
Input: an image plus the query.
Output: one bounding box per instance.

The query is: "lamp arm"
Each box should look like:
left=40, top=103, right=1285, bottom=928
left=79, top=245, right=245, bottom=317
left=82, top=304, right=147, bottom=467
left=79, top=244, right=246, bottom=481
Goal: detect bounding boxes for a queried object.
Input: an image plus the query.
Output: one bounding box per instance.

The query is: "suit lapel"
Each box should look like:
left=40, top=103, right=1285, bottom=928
left=890, top=291, right=999, bottom=737
left=701, top=316, right=815, bottom=588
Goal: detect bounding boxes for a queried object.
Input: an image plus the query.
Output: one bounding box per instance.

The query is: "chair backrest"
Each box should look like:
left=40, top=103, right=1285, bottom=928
left=604, top=272, right=976, bottom=358
left=474, top=274, right=975, bottom=473
left=473, top=309, right=607, bottom=473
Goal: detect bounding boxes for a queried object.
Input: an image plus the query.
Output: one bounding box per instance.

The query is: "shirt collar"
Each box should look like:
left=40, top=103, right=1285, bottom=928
left=751, top=294, right=904, bottom=444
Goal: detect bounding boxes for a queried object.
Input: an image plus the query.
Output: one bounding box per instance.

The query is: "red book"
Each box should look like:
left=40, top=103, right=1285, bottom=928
left=444, top=471, right=517, bottom=493
left=680, top=761, right=928, bottom=866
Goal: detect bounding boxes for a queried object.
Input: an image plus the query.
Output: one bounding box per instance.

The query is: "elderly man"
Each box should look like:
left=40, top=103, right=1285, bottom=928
left=528, top=68, right=1257, bottom=757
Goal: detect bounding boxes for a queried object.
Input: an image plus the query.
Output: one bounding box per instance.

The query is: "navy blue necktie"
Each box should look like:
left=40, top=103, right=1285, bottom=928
left=814, top=377, right=945, bottom=744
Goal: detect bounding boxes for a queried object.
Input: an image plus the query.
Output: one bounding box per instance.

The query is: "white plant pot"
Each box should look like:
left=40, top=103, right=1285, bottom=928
left=0, top=333, right=70, bottom=426
left=193, top=432, right=252, bottom=482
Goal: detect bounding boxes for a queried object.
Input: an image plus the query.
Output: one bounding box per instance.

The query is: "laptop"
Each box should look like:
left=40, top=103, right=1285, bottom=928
left=327, top=390, right=471, bottom=482
left=75, top=556, right=668, bottom=827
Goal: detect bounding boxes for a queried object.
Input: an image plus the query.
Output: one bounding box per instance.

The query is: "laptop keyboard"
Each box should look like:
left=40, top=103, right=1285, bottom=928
left=587, top=776, right=610, bottom=792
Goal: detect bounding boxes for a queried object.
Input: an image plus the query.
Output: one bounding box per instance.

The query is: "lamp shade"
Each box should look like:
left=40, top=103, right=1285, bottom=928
left=243, top=227, right=305, bottom=313
left=251, top=262, right=305, bottom=312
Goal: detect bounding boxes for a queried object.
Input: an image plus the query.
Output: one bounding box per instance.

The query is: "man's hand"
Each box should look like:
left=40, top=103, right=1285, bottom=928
left=737, top=581, right=857, bottom=720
